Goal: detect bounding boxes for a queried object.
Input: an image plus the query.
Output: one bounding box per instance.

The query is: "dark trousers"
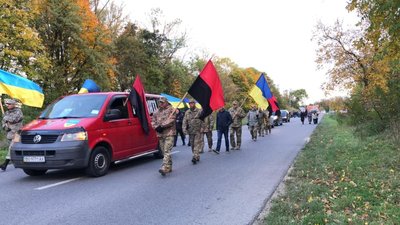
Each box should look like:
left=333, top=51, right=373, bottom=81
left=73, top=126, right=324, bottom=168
left=174, top=128, right=185, bottom=146
left=216, top=129, right=229, bottom=151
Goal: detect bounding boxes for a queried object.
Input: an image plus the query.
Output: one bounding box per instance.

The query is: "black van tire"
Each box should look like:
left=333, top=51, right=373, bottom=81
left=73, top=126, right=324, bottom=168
left=85, top=146, right=110, bottom=177
left=153, top=144, right=164, bottom=159
left=23, top=169, right=47, bottom=176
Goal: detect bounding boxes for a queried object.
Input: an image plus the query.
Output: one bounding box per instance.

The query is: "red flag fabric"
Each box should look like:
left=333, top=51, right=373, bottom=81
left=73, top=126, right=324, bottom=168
left=188, top=60, right=225, bottom=120
left=129, top=75, right=150, bottom=134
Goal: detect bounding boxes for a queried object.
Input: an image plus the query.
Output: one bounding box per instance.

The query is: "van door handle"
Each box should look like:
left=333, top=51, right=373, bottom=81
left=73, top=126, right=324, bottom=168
left=128, top=121, right=132, bottom=125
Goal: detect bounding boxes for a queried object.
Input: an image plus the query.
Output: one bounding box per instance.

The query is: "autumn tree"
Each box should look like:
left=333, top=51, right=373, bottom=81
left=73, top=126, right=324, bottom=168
left=0, top=0, right=49, bottom=80
left=34, top=0, right=113, bottom=101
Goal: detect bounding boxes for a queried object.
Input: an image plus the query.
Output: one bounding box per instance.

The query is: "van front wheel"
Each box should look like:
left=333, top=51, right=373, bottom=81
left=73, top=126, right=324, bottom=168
left=86, top=146, right=110, bottom=177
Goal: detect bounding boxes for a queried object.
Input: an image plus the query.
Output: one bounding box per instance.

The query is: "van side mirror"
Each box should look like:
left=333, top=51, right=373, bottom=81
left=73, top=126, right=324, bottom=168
left=105, top=109, right=122, bottom=121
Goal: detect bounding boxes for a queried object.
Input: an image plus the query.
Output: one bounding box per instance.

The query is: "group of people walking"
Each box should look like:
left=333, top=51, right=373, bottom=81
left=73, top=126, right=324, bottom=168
left=151, top=97, right=274, bottom=176
left=300, top=110, right=319, bottom=125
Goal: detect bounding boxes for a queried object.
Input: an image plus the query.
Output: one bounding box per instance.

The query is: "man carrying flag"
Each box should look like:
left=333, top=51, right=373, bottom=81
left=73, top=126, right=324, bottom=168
left=188, top=60, right=225, bottom=120
left=151, top=96, right=176, bottom=176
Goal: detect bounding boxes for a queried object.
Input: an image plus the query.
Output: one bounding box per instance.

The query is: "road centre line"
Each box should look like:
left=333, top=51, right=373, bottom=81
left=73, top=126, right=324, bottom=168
left=35, top=177, right=82, bottom=190
left=35, top=151, right=180, bottom=190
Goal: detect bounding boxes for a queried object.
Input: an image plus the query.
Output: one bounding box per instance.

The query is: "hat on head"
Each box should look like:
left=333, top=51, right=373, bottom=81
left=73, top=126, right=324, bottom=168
left=4, top=99, right=17, bottom=105
left=188, top=98, right=196, bottom=103
left=232, top=100, right=238, bottom=105
left=158, top=97, right=167, bottom=103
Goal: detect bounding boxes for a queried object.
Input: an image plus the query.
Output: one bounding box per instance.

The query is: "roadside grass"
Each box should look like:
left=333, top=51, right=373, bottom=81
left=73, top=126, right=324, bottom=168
left=264, top=115, right=400, bottom=224
left=0, top=147, right=6, bottom=162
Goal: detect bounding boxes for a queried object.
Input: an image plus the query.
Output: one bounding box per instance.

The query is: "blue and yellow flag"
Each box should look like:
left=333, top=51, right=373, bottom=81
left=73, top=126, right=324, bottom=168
left=0, top=69, right=44, bottom=108
left=78, top=79, right=100, bottom=94
left=249, top=74, right=270, bottom=110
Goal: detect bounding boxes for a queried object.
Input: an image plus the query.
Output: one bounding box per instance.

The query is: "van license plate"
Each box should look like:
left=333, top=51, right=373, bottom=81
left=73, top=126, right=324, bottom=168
left=23, top=156, right=45, bottom=163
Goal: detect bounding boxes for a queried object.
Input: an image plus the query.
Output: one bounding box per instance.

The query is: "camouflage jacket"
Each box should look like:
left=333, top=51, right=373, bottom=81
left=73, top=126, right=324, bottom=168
left=151, top=105, right=176, bottom=137
left=2, top=107, right=23, bottom=140
left=228, top=107, right=246, bottom=127
left=247, top=109, right=259, bottom=126
left=257, top=110, right=266, bottom=124
left=182, top=108, right=202, bottom=135
left=201, top=114, right=214, bottom=133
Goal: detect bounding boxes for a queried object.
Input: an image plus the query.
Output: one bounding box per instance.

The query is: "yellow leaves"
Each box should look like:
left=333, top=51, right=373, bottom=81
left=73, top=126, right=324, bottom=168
left=307, top=196, right=314, bottom=203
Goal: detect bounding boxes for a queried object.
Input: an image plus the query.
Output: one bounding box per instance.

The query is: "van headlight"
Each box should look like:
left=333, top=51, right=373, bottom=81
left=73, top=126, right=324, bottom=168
left=61, top=131, right=88, bottom=141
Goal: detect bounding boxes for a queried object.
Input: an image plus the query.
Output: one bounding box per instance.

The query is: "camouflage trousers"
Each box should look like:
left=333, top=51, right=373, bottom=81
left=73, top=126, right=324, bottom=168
left=258, top=123, right=265, bottom=136
left=189, top=133, right=202, bottom=161
left=159, top=136, right=174, bottom=172
left=230, top=126, right=242, bottom=148
left=264, top=124, right=271, bottom=135
left=201, top=131, right=213, bottom=151
left=249, top=125, right=258, bottom=140
left=4, top=139, right=12, bottom=159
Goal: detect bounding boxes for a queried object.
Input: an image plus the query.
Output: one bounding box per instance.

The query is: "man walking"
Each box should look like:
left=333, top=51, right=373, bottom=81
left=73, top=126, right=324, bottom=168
left=214, top=107, right=232, bottom=154
left=228, top=100, right=246, bottom=150
left=247, top=105, right=259, bottom=141
left=1, top=99, right=23, bottom=171
left=151, top=97, right=176, bottom=176
left=201, top=113, right=214, bottom=152
left=183, top=99, right=203, bottom=164
left=257, top=108, right=266, bottom=137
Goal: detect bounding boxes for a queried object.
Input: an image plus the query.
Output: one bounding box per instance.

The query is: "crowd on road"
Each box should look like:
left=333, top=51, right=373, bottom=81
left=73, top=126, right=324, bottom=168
left=151, top=97, right=280, bottom=176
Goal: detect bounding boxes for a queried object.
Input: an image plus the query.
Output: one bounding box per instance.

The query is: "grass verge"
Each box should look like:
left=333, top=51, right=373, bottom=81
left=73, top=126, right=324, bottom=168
left=263, top=115, right=400, bottom=224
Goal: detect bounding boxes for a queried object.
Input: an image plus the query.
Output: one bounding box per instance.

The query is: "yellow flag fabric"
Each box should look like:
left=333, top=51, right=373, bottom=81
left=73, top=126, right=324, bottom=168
left=0, top=69, right=44, bottom=108
left=249, top=86, right=269, bottom=109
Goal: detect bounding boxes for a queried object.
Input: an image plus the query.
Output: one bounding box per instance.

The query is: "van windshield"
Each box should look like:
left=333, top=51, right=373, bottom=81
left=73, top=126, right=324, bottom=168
left=39, top=95, right=107, bottom=119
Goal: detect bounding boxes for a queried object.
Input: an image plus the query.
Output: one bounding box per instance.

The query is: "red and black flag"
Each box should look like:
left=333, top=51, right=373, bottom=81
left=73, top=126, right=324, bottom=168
left=129, top=75, right=150, bottom=134
left=188, top=60, right=225, bottom=120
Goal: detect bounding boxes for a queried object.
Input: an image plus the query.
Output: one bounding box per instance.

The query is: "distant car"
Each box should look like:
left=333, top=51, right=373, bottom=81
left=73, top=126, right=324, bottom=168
left=281, top=110, right=290, bottom=122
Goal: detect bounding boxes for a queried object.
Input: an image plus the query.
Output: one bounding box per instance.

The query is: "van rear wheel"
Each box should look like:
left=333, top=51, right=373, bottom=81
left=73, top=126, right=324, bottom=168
left=85, top=146, right=110, bottom=177
left=23, top=169, right=47, bottom=176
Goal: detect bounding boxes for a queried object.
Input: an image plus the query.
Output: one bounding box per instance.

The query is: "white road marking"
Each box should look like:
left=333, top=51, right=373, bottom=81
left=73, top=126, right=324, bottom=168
left=35, top=177, right=82, bottom=190
left=170, top=151, right=180, bottom=155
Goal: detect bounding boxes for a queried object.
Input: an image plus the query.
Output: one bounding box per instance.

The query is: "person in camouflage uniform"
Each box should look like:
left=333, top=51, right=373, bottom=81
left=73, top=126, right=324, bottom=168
left=247, top=105, right=259, bottom=141
left=257, top=108, right=266, bottom=137
left=264, top=109, right=272, bottom=135
left=228, top=100, right=246, bottom=150
left=1, top=99, right=23, bottom=171
left=183, top=99, right=203, bottom=164
left=201, top=113, right=214, bottom=152
left=151, top=97, right=176, bottom=176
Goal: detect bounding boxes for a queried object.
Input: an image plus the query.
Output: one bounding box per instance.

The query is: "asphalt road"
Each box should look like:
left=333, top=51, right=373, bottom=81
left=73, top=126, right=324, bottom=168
left=0, top=117, right=319, bottom=225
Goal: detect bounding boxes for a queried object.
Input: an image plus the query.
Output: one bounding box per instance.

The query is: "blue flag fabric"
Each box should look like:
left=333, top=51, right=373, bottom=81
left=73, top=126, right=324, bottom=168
left=78, top=79, right=100, bottom=93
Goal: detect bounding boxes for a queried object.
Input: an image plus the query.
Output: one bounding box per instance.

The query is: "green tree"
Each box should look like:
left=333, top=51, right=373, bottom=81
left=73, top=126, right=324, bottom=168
left=0, top=0, right=50, bottom=80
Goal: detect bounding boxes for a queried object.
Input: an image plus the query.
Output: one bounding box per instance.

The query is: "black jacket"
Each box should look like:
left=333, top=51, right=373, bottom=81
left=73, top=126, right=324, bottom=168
left=216, top=109, right=232, bottom=131
left=175, top=110, right=184, bottom=130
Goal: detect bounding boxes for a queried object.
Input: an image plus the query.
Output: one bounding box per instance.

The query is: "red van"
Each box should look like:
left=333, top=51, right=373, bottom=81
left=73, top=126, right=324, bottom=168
left=11, top=92, right=162, bottom=177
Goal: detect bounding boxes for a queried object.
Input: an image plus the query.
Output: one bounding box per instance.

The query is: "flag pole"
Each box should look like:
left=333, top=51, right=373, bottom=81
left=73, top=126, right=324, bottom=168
left=167, top=92, right=188, bottom=119
left=0, top=95, right=4, bottom=115
left=231, top=95, right=248, bottom=119
left=174, top=92, right=188, bottom=110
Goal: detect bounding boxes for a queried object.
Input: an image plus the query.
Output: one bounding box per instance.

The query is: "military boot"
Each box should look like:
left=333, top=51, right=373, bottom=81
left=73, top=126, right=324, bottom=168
left=0, top=159, right=10, bottom=171
left=158, top=168, right=167, bottom=176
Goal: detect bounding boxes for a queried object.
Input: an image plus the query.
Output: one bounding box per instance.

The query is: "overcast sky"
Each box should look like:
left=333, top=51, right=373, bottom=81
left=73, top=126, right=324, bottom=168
left=118, top=0, right=358, bottom=104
